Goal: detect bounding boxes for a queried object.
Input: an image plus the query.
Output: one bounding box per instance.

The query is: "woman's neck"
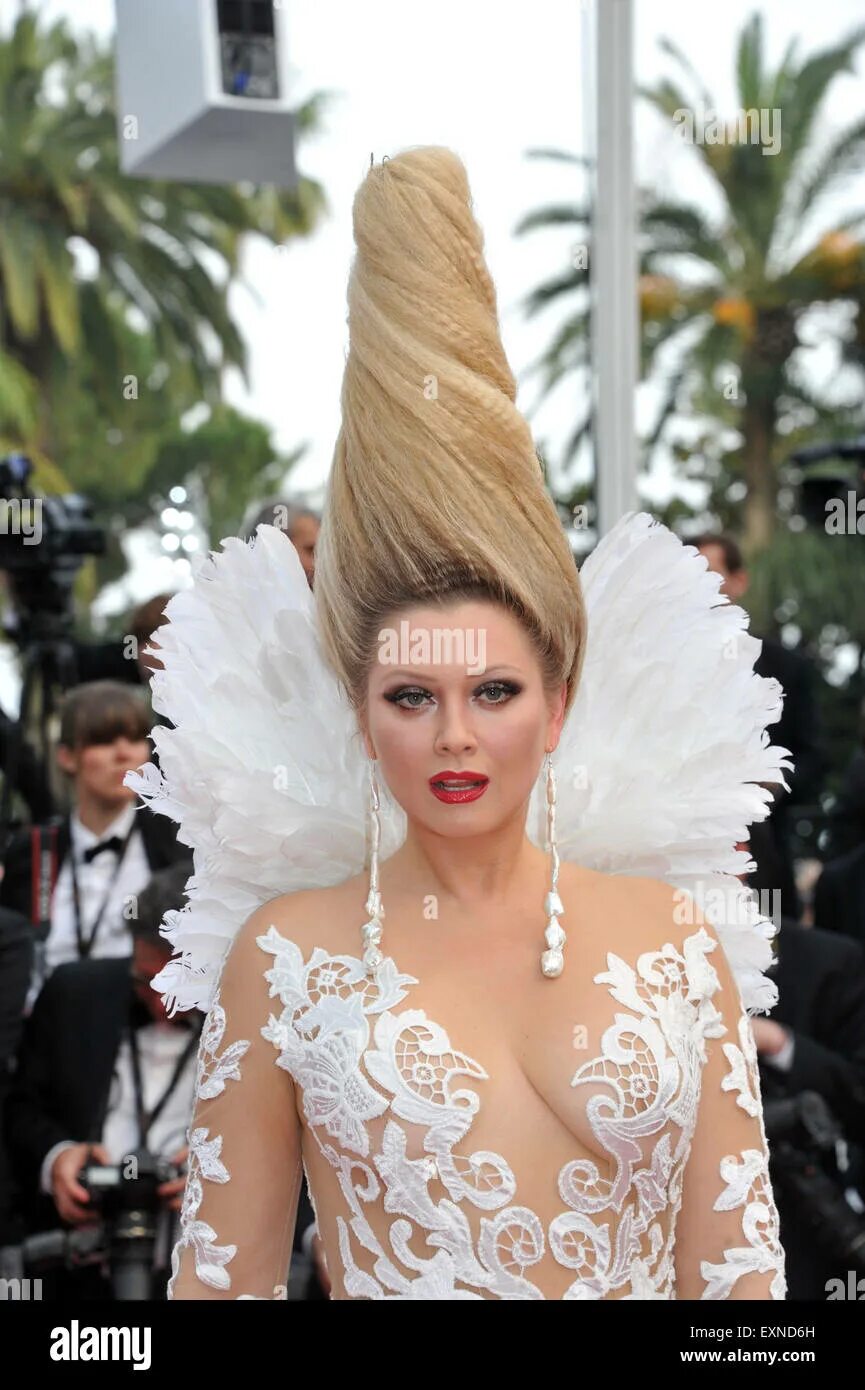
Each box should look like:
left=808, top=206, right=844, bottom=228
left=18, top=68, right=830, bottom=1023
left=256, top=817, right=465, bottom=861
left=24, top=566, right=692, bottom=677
left=384, top=812, right=546, bottom=910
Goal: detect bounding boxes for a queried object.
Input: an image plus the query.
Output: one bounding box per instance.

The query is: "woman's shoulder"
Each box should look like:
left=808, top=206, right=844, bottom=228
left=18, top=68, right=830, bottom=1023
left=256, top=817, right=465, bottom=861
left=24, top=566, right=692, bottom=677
left=564, top=868, right=736, bottom=1019
left=559, top=860, right=677, bottom=916
left=560, top=863, right=718, bottom=954
left=232, top=872, right=370, bottom=963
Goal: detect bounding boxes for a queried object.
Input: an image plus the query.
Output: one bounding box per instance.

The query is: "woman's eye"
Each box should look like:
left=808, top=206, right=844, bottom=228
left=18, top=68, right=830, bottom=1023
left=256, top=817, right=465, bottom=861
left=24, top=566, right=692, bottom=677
left=477, top=681, right=519, bottom=704
left=390, top=688, right=431, bottom=709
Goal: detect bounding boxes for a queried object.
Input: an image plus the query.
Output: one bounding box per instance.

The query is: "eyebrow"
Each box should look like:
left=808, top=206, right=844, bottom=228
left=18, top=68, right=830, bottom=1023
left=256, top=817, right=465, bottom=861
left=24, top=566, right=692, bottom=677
left=377, top=665, right=525, bottom=683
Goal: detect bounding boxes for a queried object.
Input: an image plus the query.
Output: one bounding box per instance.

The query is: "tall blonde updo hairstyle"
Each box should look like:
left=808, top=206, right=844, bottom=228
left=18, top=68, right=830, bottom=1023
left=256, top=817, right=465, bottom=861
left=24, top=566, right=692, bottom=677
left=314, top=146, right=587, bottom=720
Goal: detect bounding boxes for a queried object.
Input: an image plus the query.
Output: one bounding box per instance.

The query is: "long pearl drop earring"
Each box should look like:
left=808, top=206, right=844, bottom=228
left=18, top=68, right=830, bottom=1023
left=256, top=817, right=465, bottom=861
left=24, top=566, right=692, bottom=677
left=540, top=750, right=566, bottom=977
left=361, top=758, right=385, bottom=976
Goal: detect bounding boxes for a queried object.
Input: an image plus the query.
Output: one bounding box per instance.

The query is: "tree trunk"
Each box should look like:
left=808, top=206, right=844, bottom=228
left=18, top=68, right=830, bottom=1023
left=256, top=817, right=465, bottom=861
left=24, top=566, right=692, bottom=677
left=741, top=396, right=777, bottom=555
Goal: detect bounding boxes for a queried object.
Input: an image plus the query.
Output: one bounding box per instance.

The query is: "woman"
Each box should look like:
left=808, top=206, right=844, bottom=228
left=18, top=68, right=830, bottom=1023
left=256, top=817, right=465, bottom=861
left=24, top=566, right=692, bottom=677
left=133, top=147, right=787, bottom=1300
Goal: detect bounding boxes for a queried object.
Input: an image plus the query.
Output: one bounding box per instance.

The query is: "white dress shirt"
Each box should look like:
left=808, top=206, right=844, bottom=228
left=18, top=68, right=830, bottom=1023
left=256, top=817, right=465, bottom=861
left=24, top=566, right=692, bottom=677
left=29, top=801, right=152, bottom=1009
left=762, top=1024, right=795, bottom=1072
left=39, top=1016, right=199, bottom=1273
left=40, top=1020, right=198, bottom=1196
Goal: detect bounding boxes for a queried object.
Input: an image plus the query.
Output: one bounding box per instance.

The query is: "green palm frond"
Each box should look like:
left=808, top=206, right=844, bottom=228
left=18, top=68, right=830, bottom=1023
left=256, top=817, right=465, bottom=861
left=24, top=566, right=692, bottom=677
left=780, top=25, right=865, bottom=167
left=519, top=11, right=865, bottom=534
left=791, top=115, right=865, bottom=222
left=36, top=224, right=80, bottom=354
left=640, top=201, right=733, bottom=276
left=735, top=12, right=766, bottom=108
left=0, top=347, right=38, bottom=435
left=521, top=263, right=589, bottom=318
left=513, top=202, right=591, bottom=237
left=522, top=311, right=589, bottom=396
left=0, top=8, right=330, bottom=462
left=657, top=36, right=715, bottom=109
left=525, top=148, right=594, bottom=168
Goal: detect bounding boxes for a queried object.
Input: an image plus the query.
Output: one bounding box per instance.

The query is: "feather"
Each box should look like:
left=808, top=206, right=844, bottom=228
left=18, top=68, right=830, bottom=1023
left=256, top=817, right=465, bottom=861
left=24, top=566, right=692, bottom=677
left=526, top=512, right=791, bottom=1013
left=127, top=512, right=790, bottom=1017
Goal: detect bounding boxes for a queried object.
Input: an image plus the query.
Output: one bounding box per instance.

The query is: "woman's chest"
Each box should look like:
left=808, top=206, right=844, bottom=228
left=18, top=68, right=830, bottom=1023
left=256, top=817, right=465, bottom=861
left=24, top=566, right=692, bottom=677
left=268, top=926, right=708, bottom=1174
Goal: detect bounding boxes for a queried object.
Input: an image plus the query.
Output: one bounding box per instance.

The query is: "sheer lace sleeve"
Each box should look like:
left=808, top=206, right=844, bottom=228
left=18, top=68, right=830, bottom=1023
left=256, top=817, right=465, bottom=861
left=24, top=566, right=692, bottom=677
left=167, top=908, right=304, bottom=1300
left=674, top=924, right=787, bottom=1300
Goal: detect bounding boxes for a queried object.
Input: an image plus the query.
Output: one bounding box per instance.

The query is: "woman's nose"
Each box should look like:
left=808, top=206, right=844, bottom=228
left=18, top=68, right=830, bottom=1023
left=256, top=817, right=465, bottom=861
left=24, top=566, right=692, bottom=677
left=433, top=701, right=477, bottom=756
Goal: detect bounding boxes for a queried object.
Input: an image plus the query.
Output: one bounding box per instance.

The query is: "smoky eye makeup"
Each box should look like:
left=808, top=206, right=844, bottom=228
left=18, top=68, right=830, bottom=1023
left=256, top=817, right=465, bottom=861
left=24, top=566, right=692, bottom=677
left=383, top=685, right=432, bottom=708
left=476, top=679, right=523, bottom=702
left=383, top=678, right=523, bottom=709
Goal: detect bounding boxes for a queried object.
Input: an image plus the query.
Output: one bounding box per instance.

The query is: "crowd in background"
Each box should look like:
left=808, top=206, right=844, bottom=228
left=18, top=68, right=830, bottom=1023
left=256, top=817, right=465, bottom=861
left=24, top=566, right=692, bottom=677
left=0, top=505, right=863, bottom=1301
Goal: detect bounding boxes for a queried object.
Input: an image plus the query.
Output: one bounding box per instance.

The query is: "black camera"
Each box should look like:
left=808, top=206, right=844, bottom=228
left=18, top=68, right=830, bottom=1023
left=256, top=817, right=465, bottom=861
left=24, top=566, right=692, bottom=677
left=764, top=1091, right=865, bottom=1273
left=79, top=1149, right=184, bottom=1297
left=15, top=1148, right=185, bottom=1300
left=0, top=452, right=106, bottom=633
left=79, top=1148, right=183, bottom=1213
left=0, top=452, right=109, bottom=844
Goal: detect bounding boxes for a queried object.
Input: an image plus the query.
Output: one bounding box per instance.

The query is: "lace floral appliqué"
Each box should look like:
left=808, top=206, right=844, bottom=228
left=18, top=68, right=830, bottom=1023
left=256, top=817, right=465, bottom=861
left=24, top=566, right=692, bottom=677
left=168, top=992, right=251, bottom=1296
left=255, top=923, right=784, bottom=1300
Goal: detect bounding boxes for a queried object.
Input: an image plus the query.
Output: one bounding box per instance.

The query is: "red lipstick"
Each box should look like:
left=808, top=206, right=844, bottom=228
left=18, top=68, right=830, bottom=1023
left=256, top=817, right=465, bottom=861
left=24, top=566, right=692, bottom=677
left=429, top=770, right=489, bottom=804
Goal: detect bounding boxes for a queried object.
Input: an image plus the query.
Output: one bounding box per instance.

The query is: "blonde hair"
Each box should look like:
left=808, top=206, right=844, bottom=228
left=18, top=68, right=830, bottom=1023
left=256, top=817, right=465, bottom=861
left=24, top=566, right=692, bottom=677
left=314, top=146, right=587, bottom=718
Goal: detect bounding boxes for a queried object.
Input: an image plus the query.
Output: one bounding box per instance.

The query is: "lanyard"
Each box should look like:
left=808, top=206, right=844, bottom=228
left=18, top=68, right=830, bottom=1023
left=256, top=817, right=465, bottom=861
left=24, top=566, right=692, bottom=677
left=127, top=1017, right=202, bottom=1149
left=31, top=820, right=62, bottom=936
left=69, top=824, right=136, bottom=959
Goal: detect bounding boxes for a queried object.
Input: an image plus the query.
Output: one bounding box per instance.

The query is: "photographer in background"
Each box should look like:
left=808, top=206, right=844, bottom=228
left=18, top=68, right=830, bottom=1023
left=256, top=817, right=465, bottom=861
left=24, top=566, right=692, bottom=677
left=0, top=680, right=192, bottom=1008
left=3, top=861, right=199, bottom=1300
left=695, top=532, right=826, bottom=919
left=742, top=822, right=865, bottom=1299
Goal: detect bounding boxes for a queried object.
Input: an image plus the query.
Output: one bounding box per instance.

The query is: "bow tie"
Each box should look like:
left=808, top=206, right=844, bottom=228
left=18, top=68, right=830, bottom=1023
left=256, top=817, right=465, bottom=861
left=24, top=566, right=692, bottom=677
left=83, top=835, right=125, bottom=864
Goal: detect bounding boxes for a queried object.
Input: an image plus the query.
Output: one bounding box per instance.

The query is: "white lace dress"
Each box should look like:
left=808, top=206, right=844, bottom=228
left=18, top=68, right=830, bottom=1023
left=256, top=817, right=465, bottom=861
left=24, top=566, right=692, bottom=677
left=166, top=904, right=786, bottom=1301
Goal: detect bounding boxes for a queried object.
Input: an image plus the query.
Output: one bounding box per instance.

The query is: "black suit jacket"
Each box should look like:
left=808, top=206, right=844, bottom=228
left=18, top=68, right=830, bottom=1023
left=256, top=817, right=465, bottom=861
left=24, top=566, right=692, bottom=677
left=4, top=957, right=164, bottom=1237
left=762, top=918, right=865, bottom=1140
left=6, top=957, right=147, bottom=1192
left=0, top=909, right=33, bottom=1068
left=759, top=917, right=865, bottom=1298
left=813, top=843, right=865, bottom=951
left=754, top=638, right=825, bottom=807
left=0, top=802, right=192, bottom=927
left=752, top=638, right=825, bottom=921
left=0, top=908, right=33, bottom=1243
left=825, top=749, right=865, bottom=858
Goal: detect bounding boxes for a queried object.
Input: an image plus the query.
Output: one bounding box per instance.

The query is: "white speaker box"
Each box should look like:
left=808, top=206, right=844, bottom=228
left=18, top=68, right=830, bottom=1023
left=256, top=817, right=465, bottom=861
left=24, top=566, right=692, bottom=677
left=114, top=0, right=298, bottom=186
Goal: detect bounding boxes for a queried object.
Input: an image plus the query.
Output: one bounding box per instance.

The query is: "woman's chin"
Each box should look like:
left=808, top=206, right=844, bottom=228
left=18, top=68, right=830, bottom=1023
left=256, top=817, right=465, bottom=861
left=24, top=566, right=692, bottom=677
left=402, top=803, right=516, bottom=838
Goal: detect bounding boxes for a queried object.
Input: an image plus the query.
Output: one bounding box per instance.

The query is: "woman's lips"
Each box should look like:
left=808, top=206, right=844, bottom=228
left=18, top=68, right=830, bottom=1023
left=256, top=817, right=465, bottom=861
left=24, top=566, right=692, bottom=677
left=429, top=772, right=489, bottom=804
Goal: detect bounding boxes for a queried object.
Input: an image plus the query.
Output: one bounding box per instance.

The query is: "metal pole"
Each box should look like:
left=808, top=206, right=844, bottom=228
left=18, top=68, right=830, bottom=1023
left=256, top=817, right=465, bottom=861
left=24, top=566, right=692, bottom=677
left=593, top=0, right=638, bottom=532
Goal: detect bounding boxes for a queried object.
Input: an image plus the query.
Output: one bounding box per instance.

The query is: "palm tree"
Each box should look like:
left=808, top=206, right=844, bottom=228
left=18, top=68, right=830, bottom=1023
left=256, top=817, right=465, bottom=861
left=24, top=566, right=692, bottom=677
left=0, top=9, right=331, bottom=471
left=517, top=12, right=865, bottom=553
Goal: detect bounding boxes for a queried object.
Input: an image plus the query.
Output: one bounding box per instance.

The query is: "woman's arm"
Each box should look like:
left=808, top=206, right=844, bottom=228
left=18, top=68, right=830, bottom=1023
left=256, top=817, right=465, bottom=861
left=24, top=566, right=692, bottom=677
left=168, top=904, right=304, bottom=1300
left=674, top=921, right=787, bottom=1300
